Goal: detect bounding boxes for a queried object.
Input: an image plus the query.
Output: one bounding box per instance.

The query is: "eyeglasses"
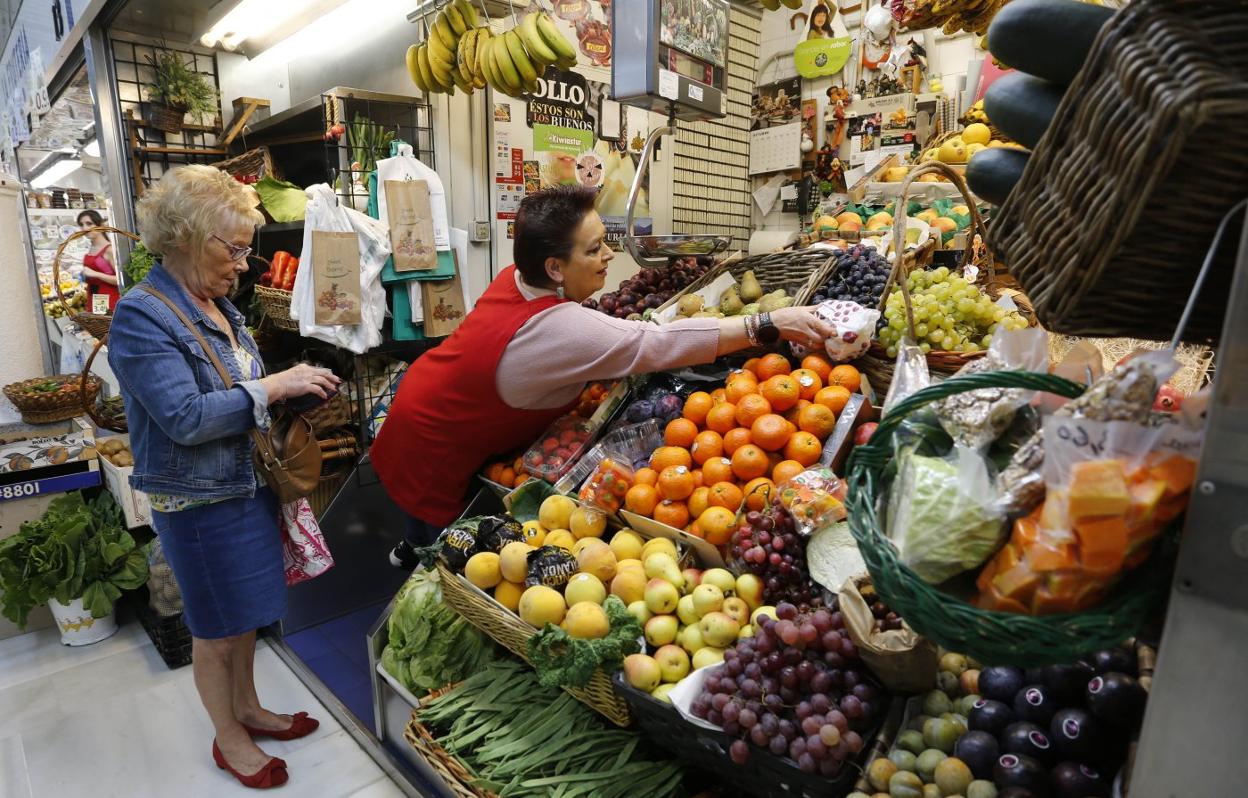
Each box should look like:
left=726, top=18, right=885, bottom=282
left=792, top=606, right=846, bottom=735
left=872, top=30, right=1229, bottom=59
left=211, top=233, right=253, bottom=262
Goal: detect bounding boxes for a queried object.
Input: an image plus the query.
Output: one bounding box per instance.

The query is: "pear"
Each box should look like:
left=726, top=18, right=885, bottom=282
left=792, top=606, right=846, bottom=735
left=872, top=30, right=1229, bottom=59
left=677, top=294, right=704, bottom=317
left=740, top=302, right=760, bottom=316
left=644, top=552, right=685, bottom=589
left=740, top=270, right=764, bottom=302
left=720, top=287, right=744, bottom=316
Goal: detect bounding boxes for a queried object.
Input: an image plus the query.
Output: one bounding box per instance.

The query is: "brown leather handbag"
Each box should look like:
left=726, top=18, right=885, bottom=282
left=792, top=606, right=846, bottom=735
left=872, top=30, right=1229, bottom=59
left=139, top=287, right=322, bottom=503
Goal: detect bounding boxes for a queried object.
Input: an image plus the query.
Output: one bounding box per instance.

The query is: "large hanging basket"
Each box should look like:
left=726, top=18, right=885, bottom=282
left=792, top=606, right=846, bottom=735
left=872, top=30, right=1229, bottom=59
left=845, top=370, right=1179, bottom=666
left=53, top=226, right=143, bottom=339
left=81, top=335, right=126, bottom=433
left=146, top=103, right=187, bottom=134
left=990, top=0, right=1248, bottom=343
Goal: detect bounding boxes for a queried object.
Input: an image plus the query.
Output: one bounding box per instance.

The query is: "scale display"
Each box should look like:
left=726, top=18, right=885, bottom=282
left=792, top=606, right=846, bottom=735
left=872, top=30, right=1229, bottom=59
left=611, top=0, right=728, bottom=121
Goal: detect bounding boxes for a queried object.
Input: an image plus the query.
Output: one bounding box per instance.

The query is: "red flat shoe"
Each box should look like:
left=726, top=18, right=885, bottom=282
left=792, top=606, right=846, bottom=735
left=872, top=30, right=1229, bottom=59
left=213, top=740, right=289, bottom=789
left=243, top=712, right=320, bottom=741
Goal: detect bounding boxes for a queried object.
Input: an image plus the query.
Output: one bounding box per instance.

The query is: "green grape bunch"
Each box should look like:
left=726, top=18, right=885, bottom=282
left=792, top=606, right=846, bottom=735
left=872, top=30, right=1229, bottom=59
left=877, top=266, right=1029, bottom=357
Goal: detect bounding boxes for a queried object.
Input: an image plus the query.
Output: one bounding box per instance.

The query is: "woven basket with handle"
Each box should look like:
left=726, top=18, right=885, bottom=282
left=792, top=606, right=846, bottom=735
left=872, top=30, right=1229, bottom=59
left=404, top=686, right=498, bottom=798
left=990, top=0, right=1248, bottom=343
left=845, top=370, right=1179, bottom=665
left=4, top=374, right=102, bottom=425
left=53, top=226, right=142, bottom=339
left=435, top=563, right=631, bottom=726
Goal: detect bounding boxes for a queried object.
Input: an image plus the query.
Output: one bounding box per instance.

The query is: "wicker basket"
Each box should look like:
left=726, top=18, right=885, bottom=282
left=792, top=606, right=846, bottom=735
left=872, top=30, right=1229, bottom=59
left=435, top=563, right=631, bottom=726
left=991, top=0, right=1248, bottom=343
left=254, top=284, right=299, bottom=332
left=4, top=374, right=102, bottom=425
left=53, top=226, right=143, bottom=339
left=145, top=103, right=187, bottom=134
left=845, top=371, right=1179, bottom=665
left=81, top=335, right=126, bottom=433
left=211, top=146, right=278, bottom=182
left=404, top=687, right=498, bottom=798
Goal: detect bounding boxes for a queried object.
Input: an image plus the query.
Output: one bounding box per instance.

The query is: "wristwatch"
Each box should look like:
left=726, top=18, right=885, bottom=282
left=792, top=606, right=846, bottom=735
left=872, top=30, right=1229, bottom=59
left=755, top=312, right=780, bottom=345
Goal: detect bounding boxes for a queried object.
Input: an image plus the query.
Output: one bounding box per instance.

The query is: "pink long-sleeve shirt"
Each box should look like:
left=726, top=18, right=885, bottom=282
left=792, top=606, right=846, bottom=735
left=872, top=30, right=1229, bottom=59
left=496, top=270, right=721, bottom=409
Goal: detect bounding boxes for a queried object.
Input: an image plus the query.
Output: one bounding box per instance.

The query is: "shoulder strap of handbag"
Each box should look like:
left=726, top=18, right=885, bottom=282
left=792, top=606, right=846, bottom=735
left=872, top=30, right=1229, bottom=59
left=137, top=286, right=284, bottom=470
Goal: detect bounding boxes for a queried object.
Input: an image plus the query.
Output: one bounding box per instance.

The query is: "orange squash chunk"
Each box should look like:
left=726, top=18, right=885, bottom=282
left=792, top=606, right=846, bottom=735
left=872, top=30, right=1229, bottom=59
left=993, top=563, right=1040, bottom=602
left=978, top=584, right=1030, bottom=614
left=1151, top=455, right=1196, bottom=497
left=1027, top=541, right=1077, bottom=572
left=1068, top=460, right=1130, bottom=520
left=1075, top=515, right=1129, bottom=577
left=1032, top=584, right=1080, bottom=615
left=1039, top=491, right=1070, bottom=534
left=976, top=558, right=1000, bottom=593
left=1013, top=511, right=1043, bottom=548
left=1126, top=479, right=1166, bottom=526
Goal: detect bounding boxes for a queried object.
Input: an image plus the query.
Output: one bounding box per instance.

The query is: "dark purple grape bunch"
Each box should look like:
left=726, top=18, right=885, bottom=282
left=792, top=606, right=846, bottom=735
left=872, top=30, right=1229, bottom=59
left=811, top=244, right=892, bottom=309
left=690, top=602, right=881, bottom=776
left=731, top=499, right=816, bottom=606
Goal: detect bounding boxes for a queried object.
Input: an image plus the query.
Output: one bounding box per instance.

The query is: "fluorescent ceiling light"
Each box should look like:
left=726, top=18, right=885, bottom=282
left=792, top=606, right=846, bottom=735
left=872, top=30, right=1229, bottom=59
left=250, top=0, right=411, bottom=64
left=31, top=158, right=82, bottom=189
left=200, top=0, right=354, bottom=54
left=83, top=139, right=100, bottom=157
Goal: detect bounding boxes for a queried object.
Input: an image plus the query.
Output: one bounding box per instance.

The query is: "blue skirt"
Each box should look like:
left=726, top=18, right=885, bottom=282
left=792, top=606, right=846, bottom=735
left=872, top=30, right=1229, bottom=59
left=152, top=488, right=286, bottom=639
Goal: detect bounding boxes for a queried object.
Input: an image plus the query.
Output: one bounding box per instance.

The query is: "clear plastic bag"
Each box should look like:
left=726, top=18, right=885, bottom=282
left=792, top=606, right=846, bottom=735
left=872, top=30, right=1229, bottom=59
left=776, top=467, right=848, bottom=536
left=977, top=413, right=1202, bottom=615
left=883, top=341, right=931, bottom=416
left=887, top=446, right=1006, bottom=584
left=933, top=328, right=1049, bottom=450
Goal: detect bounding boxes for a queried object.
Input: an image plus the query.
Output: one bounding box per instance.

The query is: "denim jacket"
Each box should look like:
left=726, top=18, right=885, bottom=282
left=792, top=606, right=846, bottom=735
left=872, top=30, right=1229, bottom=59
left=108, top=264, right=269, bottom=500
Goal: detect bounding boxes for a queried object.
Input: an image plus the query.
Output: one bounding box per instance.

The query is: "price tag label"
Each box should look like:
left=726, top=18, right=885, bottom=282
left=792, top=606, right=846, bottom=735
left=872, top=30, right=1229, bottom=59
left=91, top=293, right=110, bottom=315
left=658, top=69, right=679, bottom=101
left=687, top=84, right=704, bottom=102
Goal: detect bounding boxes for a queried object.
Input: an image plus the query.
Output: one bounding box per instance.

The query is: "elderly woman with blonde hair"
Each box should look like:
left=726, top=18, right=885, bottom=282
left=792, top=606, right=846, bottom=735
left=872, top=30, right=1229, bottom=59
left=109, top=165, right=340, bottom=789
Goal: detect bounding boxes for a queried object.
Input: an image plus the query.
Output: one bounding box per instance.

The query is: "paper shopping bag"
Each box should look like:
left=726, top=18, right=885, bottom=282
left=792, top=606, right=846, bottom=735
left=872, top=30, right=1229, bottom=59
left=420, top=251, right=467, bottom=337
left=311, top=230, right=363, bottom=325
left=384, top=179, right=438, bottom=271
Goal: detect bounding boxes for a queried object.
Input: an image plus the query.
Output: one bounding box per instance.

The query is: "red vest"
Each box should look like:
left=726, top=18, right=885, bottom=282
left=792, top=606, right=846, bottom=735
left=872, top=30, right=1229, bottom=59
left=371, top=266, right=574, bottom=526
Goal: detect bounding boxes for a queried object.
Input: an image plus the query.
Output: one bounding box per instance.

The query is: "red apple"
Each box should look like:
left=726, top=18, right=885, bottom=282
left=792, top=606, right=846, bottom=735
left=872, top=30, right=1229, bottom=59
left=1154, top=385, right=1183, bottom=413
left=854, top=422, right=879, bottom=446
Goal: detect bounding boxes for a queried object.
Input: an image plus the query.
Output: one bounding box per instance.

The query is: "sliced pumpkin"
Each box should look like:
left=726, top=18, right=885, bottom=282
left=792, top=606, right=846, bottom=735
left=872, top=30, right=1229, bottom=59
left=1126, top=478, right=1166, bottom=527
left=978, top=584, right=1030, bottom=614
left=1068, top=459, right=1130, bottom=520
left=1031, top=584, right=1080, bottom=615
left=1151, top=455, right=1197, bottom=497
left=993, top=562, right=1040, bottom=603
left=1075, top=515, right=1130, bottom=577
left=1027, top=541, right=1078, bottom=572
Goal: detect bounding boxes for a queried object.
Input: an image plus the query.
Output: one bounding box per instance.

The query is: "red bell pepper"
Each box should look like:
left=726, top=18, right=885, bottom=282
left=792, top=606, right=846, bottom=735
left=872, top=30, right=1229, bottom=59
left=269, top=251, right=290, bottom=292
left=282, top=257, right=299, bottom=291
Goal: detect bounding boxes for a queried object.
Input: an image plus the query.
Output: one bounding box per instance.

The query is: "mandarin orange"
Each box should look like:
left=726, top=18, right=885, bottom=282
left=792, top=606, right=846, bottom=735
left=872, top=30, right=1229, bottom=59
left=705, top=402, right=739, bottom=434
left=703, top=456, right=735, bottom=486
left=722, top=427, right=753, bottom=456
left=784, top=431, right=823, bottom=466
left=651, top=446, right=693, bottom=473
left=798, top=403, right=837, bottom=439
left=682, top=391, right=714, bottom=426
left=814, top=385, right=851, bottom=415
left=790, top=368, right=824, bottom=401
left=731, top=444, right=770, bottom=481
left=755, top=353, right=792, bottom=380
left=691, top=430, right=725, bottom=465
left=761, top=375, right=800, bottom=412
left=750, top=413, right=792, bottom=452
left=657, top=465, right=695, bottom=501
left=664, top=418, right=699, bottom=448
left=828, top=364, right=862, bottom=393
left=734, top=394, right=772, bottom=428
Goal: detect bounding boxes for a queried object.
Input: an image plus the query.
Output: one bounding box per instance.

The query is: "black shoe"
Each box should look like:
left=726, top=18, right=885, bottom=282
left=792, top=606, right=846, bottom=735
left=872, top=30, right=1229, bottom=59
left=389, top=540, right=420, bottom=570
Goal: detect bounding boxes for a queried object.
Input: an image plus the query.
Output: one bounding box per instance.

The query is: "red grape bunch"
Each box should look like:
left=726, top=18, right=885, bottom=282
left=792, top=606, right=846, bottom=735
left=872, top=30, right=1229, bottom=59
left=691, top=601, right=882, bottom=777
left=732, top=500, right=817, bottom=607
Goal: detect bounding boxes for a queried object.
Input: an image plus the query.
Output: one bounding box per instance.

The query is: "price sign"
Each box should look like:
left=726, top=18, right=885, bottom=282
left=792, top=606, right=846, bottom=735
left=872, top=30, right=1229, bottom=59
left=0, top=470, right=100, bottom=503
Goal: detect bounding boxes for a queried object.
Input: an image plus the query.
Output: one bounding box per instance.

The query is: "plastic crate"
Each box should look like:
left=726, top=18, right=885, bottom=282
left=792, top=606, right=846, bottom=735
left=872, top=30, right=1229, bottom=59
left=134, top=596, right=193, bottom=669
left=613, top=672, right=889, bottom=798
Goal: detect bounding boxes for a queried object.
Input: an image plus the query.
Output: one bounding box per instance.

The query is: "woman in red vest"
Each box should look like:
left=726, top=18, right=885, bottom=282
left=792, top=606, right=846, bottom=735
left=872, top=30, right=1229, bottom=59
left=78, top=210, right=120, bottom=312
left=371, top=185, right=833, bottom=567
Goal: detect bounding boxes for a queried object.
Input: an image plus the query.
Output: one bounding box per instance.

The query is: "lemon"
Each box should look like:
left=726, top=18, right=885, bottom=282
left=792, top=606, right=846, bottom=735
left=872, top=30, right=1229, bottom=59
left=961, top=122, right=991, bottom=146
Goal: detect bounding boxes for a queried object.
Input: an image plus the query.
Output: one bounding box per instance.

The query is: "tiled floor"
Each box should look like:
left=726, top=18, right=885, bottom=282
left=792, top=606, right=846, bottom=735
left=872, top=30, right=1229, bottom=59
left=0, top=618, right=405, bottom=798
left=284, top=602, right=387, bottom=733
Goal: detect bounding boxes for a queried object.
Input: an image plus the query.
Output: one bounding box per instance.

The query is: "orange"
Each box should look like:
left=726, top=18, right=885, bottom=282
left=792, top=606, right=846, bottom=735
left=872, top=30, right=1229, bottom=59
left=690, top=469, right=704, bottom=488
left=710, top=388, right=729, bottom=405
left=801, top=353, right=834, bottom=383
left=698, top=506, right=738, bottom=546
left=790, top=368, right=824, bottom=401
left=743, top=477, right=776, bottom=511
left=703, top=456, right=735, bottom=486
left=707, top=481, right=744, bottom=511
left=624, top=483, right=659, bottom=516
left=722, top=427, right=753, bottom=456
left=756, top=353, right=792, bottom=380
left=761, top=375, right=800, bottom=412
left=688, top=523, right=704, bottom=539
left=735, top=394, right=773, bottom=428
left=514, top=456, right=525, bottom=473
left=742, top=357, right=761, bottom=377
left=705, top=402, right=739, bottom=435
left=731, top=444, right=770, bottom=481
left=691, top=430, right=725, bottom=465
left=664, top=418, right=699, bottom=448
left=487, top=463, right=504, bottom=483
left=682, top=391, right=714, bottom=426
left=653, top=500, right=690, bottom=529
left=784, top=431, right=823, bottom=466
left=726, top=371, right=760, bottom=402
left=657, top=465, right=695, bottom=501
left=651, top=446, right=693, bottom=473
left=514, top=473, right=531, bottom=487
left=633, top=467, right=658, bottom=487
left=798, top=403, right=838, bottom=439
left=828, top=364, right=862, bottom=393
left=772, top=459, right=807, bottom=486
left=784, top=399, right=811, bottom=426
left=500, top=467, right=517, bottom=486
left=815, top=385, right=852, bottom=415
left=688, top=486, right=711, bottom=519
left=750, top=413, right=793, bottom=452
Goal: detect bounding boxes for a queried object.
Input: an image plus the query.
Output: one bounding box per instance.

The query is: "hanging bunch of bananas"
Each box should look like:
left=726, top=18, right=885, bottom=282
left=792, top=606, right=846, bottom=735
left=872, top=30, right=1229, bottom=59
left=404, top=3, right=579, bottom=100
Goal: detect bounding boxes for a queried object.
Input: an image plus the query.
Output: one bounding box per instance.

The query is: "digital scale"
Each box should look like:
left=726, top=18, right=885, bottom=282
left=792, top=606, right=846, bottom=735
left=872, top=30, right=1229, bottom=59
left=612, top=0, right=733, bottom=266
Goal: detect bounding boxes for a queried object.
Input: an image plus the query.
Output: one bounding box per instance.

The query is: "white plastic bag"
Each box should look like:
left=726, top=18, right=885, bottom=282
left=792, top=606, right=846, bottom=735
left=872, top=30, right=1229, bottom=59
left=291, top=184, right=390, bottom=353
left=375, top=143, right=450, bottom=251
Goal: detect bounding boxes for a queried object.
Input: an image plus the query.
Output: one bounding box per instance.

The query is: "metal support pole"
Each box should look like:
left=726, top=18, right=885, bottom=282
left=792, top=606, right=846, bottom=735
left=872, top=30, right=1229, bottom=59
left=1130, top=205, right=1248, bottom=796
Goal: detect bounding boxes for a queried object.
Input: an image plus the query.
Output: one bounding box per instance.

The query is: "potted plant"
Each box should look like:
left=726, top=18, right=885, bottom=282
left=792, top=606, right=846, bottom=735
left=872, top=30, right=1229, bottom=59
left=0, top=492, right=149, bottom=645
left=144, top=48, right=219, bottom=134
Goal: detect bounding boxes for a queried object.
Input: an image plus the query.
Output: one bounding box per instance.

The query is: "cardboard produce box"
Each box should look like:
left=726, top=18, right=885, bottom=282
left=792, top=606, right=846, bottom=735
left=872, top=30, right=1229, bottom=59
left=96, top=434, right=150, bottom=529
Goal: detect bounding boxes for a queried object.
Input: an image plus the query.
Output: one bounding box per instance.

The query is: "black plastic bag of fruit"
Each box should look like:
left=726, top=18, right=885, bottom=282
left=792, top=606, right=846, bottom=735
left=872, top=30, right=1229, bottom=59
left=475, top=514, right=524, bottom=553
left=839, top=575, right=939, bottom=693
left=437, top=518, right=486, bottom=572
left=525, top=545, right=579, bottom=589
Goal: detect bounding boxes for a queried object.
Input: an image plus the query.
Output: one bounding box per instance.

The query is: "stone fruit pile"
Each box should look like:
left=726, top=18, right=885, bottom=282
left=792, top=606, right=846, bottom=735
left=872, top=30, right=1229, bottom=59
left=583, top=257, right=711, bottom=320
left=620, top=561, right=769, bottom=703
left=622, top=354, right=863, bottom=543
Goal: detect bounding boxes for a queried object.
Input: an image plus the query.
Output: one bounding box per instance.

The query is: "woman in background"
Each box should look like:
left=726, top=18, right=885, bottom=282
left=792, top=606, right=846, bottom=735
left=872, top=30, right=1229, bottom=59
left=78, top=209, right=119, bottom=312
